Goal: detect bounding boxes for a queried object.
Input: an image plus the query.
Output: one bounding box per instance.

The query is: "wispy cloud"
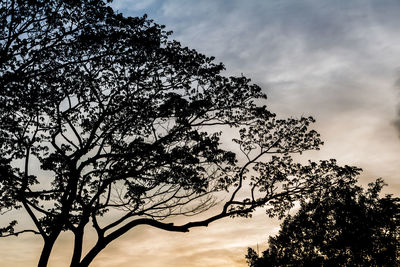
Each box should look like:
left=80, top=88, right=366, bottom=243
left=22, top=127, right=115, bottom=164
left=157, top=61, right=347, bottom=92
left=86, top=209, right=279, bottom=267
left=111, top=0, right=157, bottom=13
left=394, top=74, right=400, bottom=136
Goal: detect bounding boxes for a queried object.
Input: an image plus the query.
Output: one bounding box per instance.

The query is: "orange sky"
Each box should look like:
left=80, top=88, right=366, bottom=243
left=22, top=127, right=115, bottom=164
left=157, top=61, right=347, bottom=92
left=1, top=0, right=400, bottom=266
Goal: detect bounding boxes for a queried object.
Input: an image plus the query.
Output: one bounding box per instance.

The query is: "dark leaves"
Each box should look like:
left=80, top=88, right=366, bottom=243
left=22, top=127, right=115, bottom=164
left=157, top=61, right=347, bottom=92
left=247, top=178, right=400, bottom=267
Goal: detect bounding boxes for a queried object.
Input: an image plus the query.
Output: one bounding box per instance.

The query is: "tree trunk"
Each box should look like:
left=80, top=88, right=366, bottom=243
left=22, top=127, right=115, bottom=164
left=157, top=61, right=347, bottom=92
left=78, top=240, right=106, bottom=267
left=70, top=228, right=84, bottom=267
left=37, top=238, right=57, bottom=267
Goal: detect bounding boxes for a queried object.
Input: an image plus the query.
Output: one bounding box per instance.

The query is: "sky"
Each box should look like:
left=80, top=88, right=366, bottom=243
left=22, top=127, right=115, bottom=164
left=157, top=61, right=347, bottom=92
left=1, top=0, right=400, bottom=267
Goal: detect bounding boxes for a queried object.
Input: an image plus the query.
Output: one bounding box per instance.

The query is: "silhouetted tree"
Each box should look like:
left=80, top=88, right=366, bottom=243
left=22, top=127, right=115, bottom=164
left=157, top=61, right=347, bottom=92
left=247, top=178, right=400, bottom=267
left=1, top=1, right=361, bottom=266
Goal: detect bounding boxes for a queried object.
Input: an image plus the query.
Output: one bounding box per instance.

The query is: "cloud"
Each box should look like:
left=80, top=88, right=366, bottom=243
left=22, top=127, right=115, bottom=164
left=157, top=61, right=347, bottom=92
left=150, top=0, right=400, bottom=104
left=394, top=74, right=400, bottom=136
left=86, top=209, right=279, bottom=267
left=110, top=0, right=158, bottom=13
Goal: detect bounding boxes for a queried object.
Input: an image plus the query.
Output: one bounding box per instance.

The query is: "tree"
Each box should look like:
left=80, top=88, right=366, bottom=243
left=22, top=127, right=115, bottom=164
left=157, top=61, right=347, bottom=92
left=1, top=1, right=360, bottom=266
left=246, top=178, right=400, bottom=267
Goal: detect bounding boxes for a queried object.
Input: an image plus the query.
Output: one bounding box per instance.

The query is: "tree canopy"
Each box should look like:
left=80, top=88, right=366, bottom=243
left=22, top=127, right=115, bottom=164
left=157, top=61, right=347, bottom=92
left=246, top=178, right=400, bottom=267
left=1, top=0, right=361, bottom=266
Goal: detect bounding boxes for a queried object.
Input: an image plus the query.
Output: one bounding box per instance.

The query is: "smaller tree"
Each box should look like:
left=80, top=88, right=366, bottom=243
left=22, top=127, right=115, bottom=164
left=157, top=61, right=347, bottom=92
left=247, top=178, right=400, bottom=267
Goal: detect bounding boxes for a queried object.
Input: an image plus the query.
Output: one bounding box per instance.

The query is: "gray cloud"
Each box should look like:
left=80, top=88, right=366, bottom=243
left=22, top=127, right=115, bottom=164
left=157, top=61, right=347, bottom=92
left=394, top=75, right=400, bottom=136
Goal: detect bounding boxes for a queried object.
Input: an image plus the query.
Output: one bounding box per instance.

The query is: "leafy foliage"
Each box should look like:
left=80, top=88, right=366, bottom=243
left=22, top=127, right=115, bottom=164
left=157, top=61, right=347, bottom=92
left=247, top=178, right=400, bottom=267
left=1, top=0, right=361, bottom=266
